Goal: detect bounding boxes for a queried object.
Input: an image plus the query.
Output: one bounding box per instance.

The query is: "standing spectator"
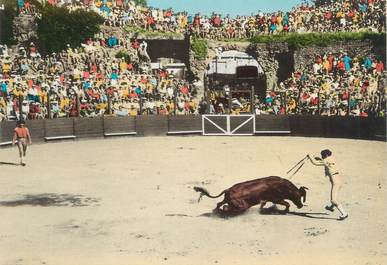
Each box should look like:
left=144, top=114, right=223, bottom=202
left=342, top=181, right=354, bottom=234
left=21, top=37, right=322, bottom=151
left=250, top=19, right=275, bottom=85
left=12, top=120, right=32, bottom=166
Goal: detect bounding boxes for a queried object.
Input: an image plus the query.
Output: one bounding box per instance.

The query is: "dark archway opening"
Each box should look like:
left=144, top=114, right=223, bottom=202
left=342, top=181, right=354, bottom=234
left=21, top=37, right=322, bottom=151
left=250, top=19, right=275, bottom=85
left=204, top=50, right=267, bottom=114
left=275, top=51, right=295, bottom=83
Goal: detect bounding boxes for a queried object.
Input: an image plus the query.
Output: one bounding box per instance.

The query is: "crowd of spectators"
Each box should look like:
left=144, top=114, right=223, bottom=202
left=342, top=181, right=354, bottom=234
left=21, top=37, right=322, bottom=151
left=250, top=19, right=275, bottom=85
left=2, top=0, right=385, bottom=121
left=23, top=0, right=386, bottom=39
left=254, top=52, right=385, bottom=117
left=0, top=34, right=199, bottom=121
left=17, top=0, right=39, bottom=15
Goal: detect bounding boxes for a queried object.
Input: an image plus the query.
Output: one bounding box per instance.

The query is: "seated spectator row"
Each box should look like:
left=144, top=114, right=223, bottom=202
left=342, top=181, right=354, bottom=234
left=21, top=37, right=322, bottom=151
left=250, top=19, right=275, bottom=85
left=251, top=52, right=386, bottom=117
left=18, top=0, right=385, bottom=39
left=0, top=35, right=199, bottom=121
left=1, top=33, right=385, bottom=120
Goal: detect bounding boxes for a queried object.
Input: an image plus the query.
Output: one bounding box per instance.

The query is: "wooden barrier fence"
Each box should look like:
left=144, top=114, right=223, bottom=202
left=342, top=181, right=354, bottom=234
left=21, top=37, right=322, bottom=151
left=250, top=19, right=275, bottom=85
left=0, top=115, right=385, bottom=146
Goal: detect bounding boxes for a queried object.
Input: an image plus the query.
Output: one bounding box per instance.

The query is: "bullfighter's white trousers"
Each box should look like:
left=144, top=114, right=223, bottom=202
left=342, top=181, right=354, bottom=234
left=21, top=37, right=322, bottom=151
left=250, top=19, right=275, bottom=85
left=329, top=174, right=347, bottom=216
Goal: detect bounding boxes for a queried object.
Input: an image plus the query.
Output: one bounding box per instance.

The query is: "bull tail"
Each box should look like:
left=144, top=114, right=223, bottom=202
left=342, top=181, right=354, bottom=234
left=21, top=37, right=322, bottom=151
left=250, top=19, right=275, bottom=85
left=194, top=187, right=225, bottom=203
left=299, top=186, right=309, bottom=203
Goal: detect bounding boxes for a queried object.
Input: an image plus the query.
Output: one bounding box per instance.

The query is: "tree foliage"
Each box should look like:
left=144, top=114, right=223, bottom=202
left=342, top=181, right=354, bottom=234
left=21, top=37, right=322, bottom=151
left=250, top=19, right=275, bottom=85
left=191, top=38, right=207, bottom=60
left=0, top=0, right=18, bottom=44
left=115, top=50, right=131, bottom=62
left=133, top=0, right=147, bottom=6
left=37, top=5, right=104, bottom=53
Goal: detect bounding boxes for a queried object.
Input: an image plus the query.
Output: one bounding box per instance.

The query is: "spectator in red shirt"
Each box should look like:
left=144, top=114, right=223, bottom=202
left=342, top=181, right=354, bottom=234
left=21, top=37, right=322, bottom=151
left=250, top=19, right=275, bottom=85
left=146, top=15, right=155, bottom=30
left=180, top=85, right=189, bottom=95
left=131, top=39, right=140, bottom=50
left=375, top=60, right=384, bottom=73
left=212, top=15, right=222, bottom=27
left=337, top=59, right=346, bottom=75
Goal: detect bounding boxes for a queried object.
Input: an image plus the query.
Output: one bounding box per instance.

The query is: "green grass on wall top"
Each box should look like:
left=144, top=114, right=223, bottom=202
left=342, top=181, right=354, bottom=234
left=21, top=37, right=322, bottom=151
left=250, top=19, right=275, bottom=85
left=249, top=31, right=386, bottom=49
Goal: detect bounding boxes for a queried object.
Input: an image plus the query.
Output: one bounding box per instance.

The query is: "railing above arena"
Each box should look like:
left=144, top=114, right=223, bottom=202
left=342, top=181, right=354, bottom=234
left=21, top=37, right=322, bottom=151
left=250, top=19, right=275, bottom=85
left=0, top=115, right=385, bottom=146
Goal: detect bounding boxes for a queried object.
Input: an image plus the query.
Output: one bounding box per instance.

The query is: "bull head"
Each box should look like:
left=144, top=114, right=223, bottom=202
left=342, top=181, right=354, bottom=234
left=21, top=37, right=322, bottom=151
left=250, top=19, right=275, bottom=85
left=299, top=186, right=308, bottom=203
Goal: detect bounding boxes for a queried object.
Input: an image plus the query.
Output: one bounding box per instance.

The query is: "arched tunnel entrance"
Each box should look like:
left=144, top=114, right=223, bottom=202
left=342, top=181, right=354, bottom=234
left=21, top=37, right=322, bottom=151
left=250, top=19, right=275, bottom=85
left=140, top=38, right=190, bottom=64
left=204, top=50, right=267, bottom=114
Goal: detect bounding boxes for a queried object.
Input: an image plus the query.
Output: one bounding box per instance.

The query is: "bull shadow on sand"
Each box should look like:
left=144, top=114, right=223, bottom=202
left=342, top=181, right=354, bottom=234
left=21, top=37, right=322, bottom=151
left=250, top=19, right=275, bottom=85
left=199, top=211, right=249, bottom=219
left=199, top=206, right=337, bottom=220
left=0, top=194, right=100, bottom=207
left=0, top=161, right=21, bottom=166
left=260, top=206, right=337, bottom=220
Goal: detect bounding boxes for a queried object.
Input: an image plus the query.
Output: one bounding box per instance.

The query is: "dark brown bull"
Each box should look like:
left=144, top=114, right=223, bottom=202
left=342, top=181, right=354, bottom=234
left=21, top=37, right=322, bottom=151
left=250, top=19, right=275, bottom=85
left=194, top=176, right=308, bottom=216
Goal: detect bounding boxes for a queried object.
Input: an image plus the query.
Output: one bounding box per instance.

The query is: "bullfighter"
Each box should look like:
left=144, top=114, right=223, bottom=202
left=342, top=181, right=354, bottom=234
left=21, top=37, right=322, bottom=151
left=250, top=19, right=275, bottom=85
left=308, top=149, right=348, bottom=221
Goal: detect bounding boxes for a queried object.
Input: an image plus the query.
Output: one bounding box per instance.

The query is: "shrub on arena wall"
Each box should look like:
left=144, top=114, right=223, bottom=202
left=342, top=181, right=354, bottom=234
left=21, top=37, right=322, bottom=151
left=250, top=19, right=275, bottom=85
left=250, top=32, right=386, bottom=49
left=0, top=0, right=18, bottom=45
left=37, top=5, right=104, bottom=53
left=125, top=25, right=184, bottom=39
left=134, top=0, right=147, bottom=6
left=125, top=25, right=147, bottom=34
left=191, top=38, right=208, bottom=60
left=115, top=50, right=131, bottom=62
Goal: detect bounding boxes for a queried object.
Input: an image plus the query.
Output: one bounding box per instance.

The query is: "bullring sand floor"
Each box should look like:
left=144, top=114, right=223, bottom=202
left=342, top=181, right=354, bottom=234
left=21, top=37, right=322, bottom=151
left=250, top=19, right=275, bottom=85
left=0, top=136, right=386, bottom=265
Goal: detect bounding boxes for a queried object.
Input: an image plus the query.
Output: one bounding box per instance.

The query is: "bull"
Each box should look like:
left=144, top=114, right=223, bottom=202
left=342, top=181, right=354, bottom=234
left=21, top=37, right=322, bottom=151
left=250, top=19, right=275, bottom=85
left=194, top=176, right=308, bottom=216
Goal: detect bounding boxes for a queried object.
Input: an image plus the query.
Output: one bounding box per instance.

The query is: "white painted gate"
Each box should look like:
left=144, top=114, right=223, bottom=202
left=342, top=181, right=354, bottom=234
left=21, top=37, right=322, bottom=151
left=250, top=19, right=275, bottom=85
left=202, top=115, right=255, bottom=136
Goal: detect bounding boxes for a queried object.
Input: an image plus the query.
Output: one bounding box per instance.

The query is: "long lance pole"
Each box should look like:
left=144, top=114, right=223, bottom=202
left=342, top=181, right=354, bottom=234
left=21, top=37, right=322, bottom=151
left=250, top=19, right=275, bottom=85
left=286, top=156, right=307, bottom=175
